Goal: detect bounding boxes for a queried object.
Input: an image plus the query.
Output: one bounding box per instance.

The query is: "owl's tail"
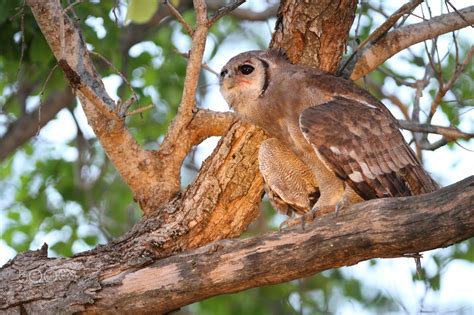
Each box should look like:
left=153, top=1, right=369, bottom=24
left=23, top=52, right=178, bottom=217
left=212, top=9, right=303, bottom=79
left=405, top=165, right=439, bottom=195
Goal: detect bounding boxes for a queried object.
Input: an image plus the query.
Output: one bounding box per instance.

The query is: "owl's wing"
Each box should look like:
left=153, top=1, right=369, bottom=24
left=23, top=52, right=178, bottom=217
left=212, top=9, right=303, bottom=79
left=259, top=138, right=319, bottom=215
left=299, top=97, right=438, bottom=200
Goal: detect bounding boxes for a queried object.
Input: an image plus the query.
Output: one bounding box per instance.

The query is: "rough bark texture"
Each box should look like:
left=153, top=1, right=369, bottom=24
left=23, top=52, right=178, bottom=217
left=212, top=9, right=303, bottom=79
left=1, top=177, right=473, bottom=314
left=270, top=0, right=357, bottom=72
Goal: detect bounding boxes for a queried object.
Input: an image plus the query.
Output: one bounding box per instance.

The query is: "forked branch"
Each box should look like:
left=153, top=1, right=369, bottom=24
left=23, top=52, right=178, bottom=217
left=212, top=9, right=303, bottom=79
left=351, top=6, right=474, bottom=80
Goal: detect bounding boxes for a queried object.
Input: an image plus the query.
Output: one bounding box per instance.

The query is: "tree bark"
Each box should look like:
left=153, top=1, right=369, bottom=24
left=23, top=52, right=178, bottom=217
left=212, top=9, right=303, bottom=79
left=1, top=177, right=473, bottom=314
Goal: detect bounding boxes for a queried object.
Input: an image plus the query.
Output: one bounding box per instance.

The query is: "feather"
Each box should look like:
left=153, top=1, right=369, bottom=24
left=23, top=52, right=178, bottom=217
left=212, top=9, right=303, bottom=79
left=300, top=97, right=437, bottom=199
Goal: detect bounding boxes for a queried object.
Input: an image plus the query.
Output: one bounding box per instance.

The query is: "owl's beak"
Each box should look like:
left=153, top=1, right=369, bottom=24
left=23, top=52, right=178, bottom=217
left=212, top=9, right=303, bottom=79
left=221, top=76, right=235, bottom=90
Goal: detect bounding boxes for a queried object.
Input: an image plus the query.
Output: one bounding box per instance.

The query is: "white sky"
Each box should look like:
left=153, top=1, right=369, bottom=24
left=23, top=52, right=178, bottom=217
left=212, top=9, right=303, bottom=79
left=1, top=0, right=473, bottom=312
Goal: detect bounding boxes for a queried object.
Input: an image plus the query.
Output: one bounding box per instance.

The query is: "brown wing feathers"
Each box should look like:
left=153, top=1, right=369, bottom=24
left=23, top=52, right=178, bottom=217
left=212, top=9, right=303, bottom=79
left=300, top=97, right=437, bottom=200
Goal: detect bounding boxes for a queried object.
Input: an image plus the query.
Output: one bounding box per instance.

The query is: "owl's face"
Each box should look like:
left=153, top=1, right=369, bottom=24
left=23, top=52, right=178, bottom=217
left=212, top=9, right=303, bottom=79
left=220, top=51, right=281, bottom=118
left=219, top=51, right=269, bottom=114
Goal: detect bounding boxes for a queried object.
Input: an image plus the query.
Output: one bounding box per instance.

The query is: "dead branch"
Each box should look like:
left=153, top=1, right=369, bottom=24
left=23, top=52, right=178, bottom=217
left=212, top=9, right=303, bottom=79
left=427, top=46, right=474, bottom=123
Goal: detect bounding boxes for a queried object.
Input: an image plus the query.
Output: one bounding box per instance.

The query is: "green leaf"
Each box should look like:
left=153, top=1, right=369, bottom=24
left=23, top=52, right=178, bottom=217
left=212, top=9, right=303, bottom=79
left=126, top=0, right=159, bottom=24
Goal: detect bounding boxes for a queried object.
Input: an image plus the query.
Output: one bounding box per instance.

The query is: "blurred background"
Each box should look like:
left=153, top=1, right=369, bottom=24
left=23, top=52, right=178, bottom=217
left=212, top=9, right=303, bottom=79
left=0, top=0, right=473, bottom=313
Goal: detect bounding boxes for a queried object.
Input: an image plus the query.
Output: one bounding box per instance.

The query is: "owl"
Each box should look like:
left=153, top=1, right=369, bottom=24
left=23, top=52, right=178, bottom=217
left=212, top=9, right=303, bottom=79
left=219, top=50, right=438, bottom=225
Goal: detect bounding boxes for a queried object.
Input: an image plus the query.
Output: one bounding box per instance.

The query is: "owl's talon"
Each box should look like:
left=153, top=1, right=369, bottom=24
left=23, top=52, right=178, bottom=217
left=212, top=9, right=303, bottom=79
left=335, top=196, right=349, bottom=216
left=279, top=207, right=319, bottom=231
left=279, top=218, right=299, bottom=231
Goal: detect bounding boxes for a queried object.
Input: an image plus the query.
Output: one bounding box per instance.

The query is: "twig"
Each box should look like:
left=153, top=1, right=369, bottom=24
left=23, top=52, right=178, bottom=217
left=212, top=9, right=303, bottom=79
left=158, top=0, right=210, bottom=157
left=376, top=67, right=415, bottom=88
left=208, top=0, right=246, bottom=26
left=339, top=0, right=423, bottom=76
left=112, top=0, right=121, bottom=25
left=126, top=104, right=154, bottom=117
left=163, top=0, right=194, bottom=36
left=454, top=140, right=474, bottom=152
left=176, top=50, right=219, bottom=76
left=13, top=1, right=27, bottom=81
left=62, top=0, right=81, bottom=15
left=427, top=46, right=474, bottom=123
left=37, top=64, right=59, bottom=135
left=115, top=97, right=136, bottom=117
left=361, top=0, right=423, bottom=49
left=89, top=50, right=139, bottom=112
left=207, top=0, right=276, bottom=21
left=446, top=0, right=474, bottom=28
left=419, top=138, right=448, bottom=151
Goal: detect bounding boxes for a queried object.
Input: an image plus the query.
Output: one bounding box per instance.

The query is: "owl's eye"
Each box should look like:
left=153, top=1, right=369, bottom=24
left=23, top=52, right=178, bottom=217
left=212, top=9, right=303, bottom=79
left=239, top=64, right=254, bottom=75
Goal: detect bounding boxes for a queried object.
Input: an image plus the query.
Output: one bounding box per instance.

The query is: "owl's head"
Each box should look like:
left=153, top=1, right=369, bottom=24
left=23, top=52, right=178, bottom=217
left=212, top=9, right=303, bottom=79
left=219, top=50, right=288, bottom=116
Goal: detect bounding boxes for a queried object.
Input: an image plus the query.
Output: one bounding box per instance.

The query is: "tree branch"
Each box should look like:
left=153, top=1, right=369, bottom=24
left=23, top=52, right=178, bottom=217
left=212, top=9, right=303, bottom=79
left=339, top=0, right=423, bottom=77
left=207, top=0, right=277, bottom=21
left=208, top=0, right=246, bottom=26
left=26, top=0, right=265, bottom=265
left=27, top=0, right=185, bottom=213
left=163, top=0, right=194, bottom=36
left=189, top=109, right=236, bottom=142
left=1, top=177, right=472, bottom=313
left=351, top=5, right=474, bottom=80
left=25, top=0, right=244, bottom=215
left=0, top=88, right=74, bottom=161
left=399, top=120, right=474, bottom=141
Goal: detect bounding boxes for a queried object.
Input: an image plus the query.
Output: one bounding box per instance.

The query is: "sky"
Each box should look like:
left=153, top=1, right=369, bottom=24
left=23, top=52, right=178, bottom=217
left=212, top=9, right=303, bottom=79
left=1, top=0, right=473, bottom=312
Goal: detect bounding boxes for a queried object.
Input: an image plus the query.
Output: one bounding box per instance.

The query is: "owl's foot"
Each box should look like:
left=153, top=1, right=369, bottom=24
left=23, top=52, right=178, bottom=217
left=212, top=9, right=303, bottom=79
left=279, top=205, right=335, bottom=231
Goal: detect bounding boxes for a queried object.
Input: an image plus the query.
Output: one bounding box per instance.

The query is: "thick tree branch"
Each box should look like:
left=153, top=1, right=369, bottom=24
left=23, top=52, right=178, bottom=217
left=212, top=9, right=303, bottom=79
left=189, top=109, right=236, bottom=142
left=0, top=88, right=74, bottom=161
left=26, top=0, right=250, bottom=215
left=351, top=6, right=474, bottom=80
left=1, top=177, right=472, bottom=314
left=27, top=0, right=177, bottom=213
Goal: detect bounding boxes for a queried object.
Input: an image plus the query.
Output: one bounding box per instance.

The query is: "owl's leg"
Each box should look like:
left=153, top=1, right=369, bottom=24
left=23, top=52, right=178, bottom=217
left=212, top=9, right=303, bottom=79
left=280, top=175, right=343, bottom=229
left=279, top=204, right=334, bottom=230
left=265, top=185, right=295, bottom=217
left=259, top=138, right=319, bottom=216
left=335, top=184, right=364, bottom=215
left=279, top=183, right=362, bottom=230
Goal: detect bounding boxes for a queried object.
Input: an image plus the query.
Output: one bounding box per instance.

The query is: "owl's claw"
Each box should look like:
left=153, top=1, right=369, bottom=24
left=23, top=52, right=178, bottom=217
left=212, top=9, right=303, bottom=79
left=279, top=209, right=317, bottom=231
left=278, top=216, right=305, bottom=231
left=279, top=205, right=337, bottom=231
left=335, top=195, right=350, bottom=216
